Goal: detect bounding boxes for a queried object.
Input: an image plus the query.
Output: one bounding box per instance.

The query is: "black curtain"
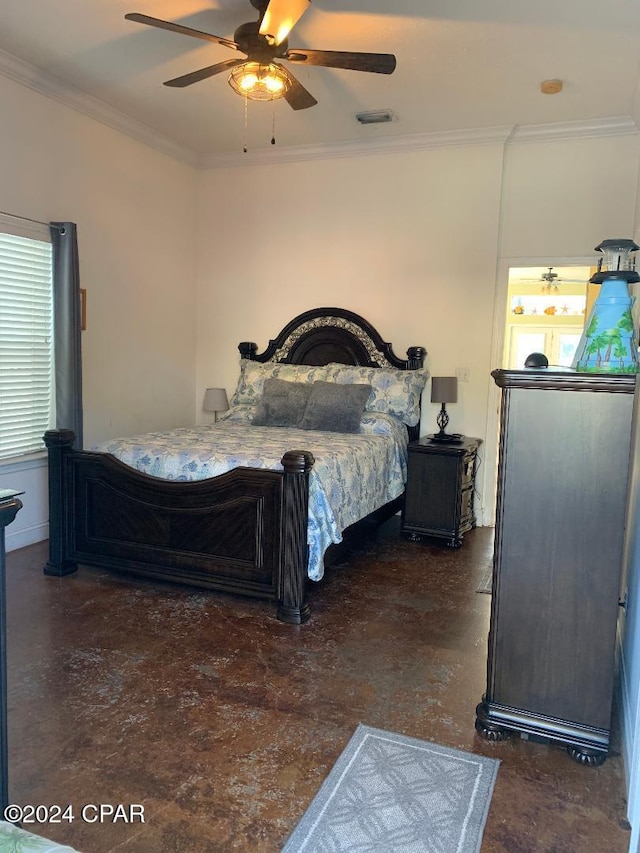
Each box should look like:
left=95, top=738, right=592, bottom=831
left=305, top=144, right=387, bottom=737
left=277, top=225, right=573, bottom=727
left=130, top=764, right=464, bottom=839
left=50, top=222, right=83, bottom=449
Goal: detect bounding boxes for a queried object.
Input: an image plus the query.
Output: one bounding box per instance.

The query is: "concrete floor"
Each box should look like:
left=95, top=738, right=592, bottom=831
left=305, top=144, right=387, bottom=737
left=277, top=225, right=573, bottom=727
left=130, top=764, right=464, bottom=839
left=5, top=520, right=632, bottom=851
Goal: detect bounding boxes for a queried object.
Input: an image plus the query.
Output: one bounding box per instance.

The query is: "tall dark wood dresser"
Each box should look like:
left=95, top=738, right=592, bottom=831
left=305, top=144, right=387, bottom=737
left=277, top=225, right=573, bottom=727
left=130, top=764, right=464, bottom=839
left=475, top=368, right=635, bottom=764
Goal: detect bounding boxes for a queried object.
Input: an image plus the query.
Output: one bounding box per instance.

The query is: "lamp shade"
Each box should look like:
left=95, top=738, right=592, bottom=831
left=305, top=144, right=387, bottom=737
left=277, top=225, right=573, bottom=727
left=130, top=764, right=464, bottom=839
left=203, top=388, right=229, bottom=413
left=431, top=376, right=457, bottom=404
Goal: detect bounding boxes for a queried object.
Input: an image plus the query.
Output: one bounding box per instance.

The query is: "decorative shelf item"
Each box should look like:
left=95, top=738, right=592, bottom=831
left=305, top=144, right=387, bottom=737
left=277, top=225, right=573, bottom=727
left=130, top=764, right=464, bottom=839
left=511, top=294, right=586, bottom=317
left=572, top=238, right=639, bottom=374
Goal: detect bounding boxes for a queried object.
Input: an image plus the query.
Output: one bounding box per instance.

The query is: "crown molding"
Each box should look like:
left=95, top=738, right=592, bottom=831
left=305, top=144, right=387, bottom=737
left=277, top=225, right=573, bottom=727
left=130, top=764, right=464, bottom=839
left=0, top=46, right=637, bottom=171
left=198, top=125, right=515, bottom=169
left=0, top=48, right=198, bottom=167
left=199, top=116, right=639, bottom=169
left=509, top=116, right=638, bottom=144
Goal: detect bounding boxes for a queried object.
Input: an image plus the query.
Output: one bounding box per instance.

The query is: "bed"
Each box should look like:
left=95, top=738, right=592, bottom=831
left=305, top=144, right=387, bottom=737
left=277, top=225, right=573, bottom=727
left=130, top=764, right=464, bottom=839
left=43, top=307, right=427, bottom=623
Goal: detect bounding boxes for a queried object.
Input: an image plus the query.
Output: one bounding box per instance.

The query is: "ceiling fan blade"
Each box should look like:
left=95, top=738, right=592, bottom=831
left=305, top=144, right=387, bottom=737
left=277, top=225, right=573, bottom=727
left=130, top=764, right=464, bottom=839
left=164, top=58, right=246, bottom=88
left=259, top=0, right=310, bottom=46
left=286, top=48, right=396, bottom=74
left=125, top=13, right=240, bottom=51
left=283, top=68, right=318, bottom=110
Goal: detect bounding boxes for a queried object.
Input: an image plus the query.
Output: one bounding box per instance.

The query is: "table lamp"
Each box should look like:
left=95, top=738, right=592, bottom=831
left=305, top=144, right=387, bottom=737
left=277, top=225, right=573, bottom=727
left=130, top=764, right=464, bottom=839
left=430, top=376, right=462, bottom=443
left=203, top=387, right=229, bottom=422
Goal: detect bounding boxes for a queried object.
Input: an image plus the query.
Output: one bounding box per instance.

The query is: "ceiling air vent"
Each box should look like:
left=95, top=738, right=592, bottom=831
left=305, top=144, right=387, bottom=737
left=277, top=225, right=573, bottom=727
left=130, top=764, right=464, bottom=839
left=355, top=109, right=395, bottom=125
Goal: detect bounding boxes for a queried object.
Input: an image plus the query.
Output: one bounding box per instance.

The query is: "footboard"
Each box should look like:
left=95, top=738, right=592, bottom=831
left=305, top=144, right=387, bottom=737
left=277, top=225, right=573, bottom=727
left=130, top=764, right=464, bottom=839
left=43, top=430, right=314, bottom=624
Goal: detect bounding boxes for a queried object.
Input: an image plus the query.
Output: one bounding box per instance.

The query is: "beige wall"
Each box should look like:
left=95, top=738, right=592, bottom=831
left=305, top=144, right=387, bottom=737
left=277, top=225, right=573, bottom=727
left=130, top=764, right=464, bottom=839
left=501, top=135, right=640, bottom=258
left=195, top=143, right=505, bottom=527
left=0, top=75, right=198, bottom=548
left=196, top=133, right=640, bottom=524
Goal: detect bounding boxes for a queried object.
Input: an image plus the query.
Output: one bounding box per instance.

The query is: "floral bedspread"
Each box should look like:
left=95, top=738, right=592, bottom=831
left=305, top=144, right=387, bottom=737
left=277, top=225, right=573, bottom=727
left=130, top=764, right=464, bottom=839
left=95, top=414, right=408, bottom=581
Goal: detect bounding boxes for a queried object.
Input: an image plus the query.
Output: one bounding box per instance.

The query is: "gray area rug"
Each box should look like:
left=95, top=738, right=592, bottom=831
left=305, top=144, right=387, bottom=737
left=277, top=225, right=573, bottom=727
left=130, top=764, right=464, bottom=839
left=282, top=724, right=499, bottom=853
left=476, top=561, right=493, bottom=594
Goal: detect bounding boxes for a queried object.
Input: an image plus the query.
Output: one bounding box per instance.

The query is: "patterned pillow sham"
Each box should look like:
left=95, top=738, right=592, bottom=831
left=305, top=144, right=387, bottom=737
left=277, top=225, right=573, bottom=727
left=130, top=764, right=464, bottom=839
left=324, top=363, right=428, bottom=427
left=230, top=360, right=329, bottom=407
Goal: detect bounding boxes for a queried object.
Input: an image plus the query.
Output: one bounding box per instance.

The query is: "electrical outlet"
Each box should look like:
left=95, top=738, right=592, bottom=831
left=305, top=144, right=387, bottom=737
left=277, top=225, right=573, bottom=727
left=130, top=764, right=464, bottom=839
left=456, top=368, right=470, bottom=383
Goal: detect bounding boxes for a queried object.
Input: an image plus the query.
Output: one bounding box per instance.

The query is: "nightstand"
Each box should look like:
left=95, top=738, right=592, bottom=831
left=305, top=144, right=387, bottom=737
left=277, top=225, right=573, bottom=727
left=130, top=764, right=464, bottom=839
left=402, top=437, right=481, bottom=547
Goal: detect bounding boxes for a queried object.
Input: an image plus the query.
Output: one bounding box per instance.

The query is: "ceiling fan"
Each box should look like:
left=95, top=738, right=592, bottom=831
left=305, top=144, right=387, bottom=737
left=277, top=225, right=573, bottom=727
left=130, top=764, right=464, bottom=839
left=520, top=267, right=588, bottom=293
left=539, top=267, right=561, bottom=293
left=125, top=0, right=397, bottom=110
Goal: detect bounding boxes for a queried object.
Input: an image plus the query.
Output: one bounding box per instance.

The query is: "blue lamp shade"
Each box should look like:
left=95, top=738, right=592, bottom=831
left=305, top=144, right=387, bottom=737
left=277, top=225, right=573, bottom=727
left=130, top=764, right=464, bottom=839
left=572, top=238, right=640, bottom=374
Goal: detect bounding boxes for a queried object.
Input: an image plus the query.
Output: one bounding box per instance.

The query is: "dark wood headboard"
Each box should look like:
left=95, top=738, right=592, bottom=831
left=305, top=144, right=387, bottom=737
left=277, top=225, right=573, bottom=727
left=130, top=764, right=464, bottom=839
left=238, top=307, right=427, bottom=439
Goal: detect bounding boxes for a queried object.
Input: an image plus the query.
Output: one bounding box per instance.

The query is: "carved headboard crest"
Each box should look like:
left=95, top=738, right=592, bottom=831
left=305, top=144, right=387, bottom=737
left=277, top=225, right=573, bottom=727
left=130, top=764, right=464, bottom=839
left=273, top=316, right=384, bottom=364
left=239, top=307, right=426, bottom=372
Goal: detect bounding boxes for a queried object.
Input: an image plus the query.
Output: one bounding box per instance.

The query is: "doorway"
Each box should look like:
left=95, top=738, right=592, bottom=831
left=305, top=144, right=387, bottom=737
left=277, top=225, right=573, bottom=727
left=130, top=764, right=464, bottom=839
left=481, top=259, right=595, bottom=528
left=502, top=265, right=592, bottom=369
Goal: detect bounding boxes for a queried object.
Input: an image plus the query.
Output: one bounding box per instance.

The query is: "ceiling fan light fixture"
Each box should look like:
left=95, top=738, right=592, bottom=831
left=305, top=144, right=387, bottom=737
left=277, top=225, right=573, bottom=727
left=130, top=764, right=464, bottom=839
left=229, top=62, right=291, bottom=100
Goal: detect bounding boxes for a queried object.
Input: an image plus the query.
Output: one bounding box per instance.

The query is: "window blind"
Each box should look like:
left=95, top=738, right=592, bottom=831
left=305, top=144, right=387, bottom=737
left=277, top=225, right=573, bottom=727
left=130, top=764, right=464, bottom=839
left=0, top=230, right=53, bottom=460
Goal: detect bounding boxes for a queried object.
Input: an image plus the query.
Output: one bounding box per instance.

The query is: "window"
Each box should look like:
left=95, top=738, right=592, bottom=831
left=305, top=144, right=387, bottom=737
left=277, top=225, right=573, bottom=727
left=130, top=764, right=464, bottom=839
left=0, top=221, right=53, bottom=461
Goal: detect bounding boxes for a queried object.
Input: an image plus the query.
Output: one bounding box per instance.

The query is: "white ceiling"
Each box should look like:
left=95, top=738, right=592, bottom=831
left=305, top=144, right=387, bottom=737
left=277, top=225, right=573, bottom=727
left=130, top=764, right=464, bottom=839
left=1, top=0, right=640, bottom=162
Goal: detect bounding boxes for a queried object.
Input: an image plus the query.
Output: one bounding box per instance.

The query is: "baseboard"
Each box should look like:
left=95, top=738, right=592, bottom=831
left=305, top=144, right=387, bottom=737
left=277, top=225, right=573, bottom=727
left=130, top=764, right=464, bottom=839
left=5, top=521, right=48, bottom=552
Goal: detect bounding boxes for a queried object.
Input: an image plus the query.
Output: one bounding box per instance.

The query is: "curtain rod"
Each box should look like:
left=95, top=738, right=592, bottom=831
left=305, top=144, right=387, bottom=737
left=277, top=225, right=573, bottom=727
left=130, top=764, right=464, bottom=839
left=0, top=210, right=64, bottom=230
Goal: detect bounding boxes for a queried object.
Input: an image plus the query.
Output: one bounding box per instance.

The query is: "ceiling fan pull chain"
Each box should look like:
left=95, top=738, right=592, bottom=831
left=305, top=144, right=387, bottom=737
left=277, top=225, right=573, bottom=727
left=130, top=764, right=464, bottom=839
left=271, top=98, right=276, bottom=146
left=243, top=95, right=249, bottom=153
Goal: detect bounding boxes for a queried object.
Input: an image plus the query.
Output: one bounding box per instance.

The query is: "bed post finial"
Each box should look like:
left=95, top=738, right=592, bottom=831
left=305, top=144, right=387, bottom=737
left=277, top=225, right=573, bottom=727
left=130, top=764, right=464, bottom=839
left=407, top=346, right=426, bottom=369
left=239, top=341, right=258, bottom=360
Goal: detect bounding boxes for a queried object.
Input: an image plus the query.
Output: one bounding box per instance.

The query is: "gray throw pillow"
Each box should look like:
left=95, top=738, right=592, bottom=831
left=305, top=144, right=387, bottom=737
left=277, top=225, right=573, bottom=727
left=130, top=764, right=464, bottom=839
left=252, top=378, right=313, bottom=427
left=299, top=381, right=372, bottom=433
